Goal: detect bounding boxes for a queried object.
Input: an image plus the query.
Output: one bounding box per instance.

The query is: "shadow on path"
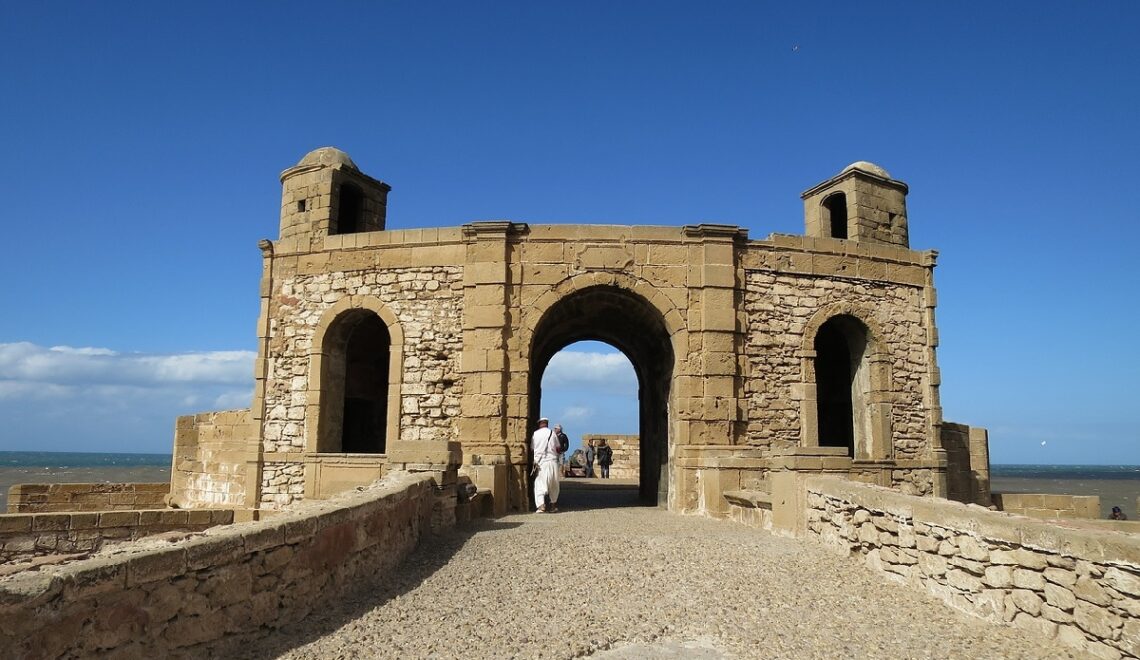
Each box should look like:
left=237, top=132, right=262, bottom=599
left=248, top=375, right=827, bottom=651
left=548, top=477, right=645, bottom=512
left=216, top=518, right=523, bottom=660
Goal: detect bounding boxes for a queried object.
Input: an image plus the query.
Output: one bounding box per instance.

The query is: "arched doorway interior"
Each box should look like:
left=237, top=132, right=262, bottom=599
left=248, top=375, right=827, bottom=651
left=317, top=309, right=391, bottom=453
left=813, top=314, right=871, bottom=458
left=528, top=285, right=674, bottom=505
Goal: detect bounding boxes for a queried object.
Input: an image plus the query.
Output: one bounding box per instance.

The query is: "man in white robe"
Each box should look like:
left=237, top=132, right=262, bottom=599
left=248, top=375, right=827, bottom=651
left=531, top=417, right=560, bottom=512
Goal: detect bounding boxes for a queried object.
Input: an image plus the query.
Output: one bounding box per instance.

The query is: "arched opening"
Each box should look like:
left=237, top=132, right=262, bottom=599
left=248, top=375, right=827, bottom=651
left=540, top=341, right=638, bottom=481
left=823, top=192, right=848, bottom=239
left=813, top=314, right=870, bottom=457
left=528, top=286, right=673, bottom=506
left=318, top=309, right=391, bottom=453
left=335, top=183, right=364, bottom=234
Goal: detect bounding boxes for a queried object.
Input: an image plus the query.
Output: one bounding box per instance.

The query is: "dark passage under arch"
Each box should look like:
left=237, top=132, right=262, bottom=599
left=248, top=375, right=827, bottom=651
left=528, top=285, right=674, bottom=506
left=814, top=314, right=869, bottom=457
left=319, top=310, right=390, bottom=453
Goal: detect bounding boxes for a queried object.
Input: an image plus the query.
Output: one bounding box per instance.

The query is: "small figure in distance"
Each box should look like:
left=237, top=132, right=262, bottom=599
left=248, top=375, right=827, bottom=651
left=554, top=424, right=570, bottom=477
left=531, top=417, right=560, bottom=513
left=585, top=438, right=596, bottom=478
left=1111, top=506, right=1128, bottom=520
left=597, top=438, right=613, bottom=479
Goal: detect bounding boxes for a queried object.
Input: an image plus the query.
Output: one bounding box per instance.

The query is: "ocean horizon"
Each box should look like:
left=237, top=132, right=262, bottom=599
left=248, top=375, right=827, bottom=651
left=0, top=451, right=172, bottom=468
left=0, top=450, right=1138, bottom=473
left=0, top=451, right=1137, bottom=519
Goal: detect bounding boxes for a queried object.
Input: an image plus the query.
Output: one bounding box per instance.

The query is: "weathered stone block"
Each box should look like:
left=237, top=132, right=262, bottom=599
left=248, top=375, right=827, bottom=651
left=126, top=548, right=187, bottom=587
left=945, top=568, right=982, bottom=592
left=1074, top=600, right=1122, bottom=640
left=1013, top=568, right=1046, bottom=591
left=1075, top=576, right=1113, bottom=607
left=1044, top=582, right=1077, bottom=611
left=1044, top=567, right=1077, bottom=588
left=1104, top=567, right=1140, bottom=598
left=955, top=535, right=988, bottom=562
left=1010, top=589, right=1043, bottom=615
left=983, top=565, right=1013, bottom=589
left=1012, top=611, right=1057, bottom=638
left=1041, top=602, right=1074, bottom=624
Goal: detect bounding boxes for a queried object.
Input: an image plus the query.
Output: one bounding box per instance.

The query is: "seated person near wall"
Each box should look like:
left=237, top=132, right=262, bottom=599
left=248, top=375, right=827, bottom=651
left=1111, top=506, right=1128, bottom=520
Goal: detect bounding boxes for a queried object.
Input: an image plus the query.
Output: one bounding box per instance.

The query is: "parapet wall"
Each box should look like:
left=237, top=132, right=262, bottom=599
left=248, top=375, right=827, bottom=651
left=0, top=472, right=436, bottom=658
left=6, top=482, right=169, bottom=513
left=992, top=493, right=1101, bottom=520
left=170, top=409, right=255, bottom=509
left=581, top=434, right=639, bottom=479
left=0, top=508, right=233, bottom=564
left=802, top=476, right=1140, bottom=658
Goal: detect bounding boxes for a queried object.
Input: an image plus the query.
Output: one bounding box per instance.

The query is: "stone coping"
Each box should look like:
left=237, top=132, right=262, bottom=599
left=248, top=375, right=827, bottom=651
left=804, top=476, right=1140, bottom=564
left=723, top=489, right=772, bottom=510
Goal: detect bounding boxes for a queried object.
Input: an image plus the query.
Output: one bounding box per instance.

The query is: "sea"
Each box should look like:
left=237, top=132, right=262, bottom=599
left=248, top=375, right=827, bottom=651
left=0, top=452, right=1137, bottom=519
left=0, top=451, right=171, bottom=512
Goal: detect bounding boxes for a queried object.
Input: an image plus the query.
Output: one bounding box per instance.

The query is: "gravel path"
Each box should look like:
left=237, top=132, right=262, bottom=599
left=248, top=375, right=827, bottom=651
left=244, top=480, right=1073, bottom=659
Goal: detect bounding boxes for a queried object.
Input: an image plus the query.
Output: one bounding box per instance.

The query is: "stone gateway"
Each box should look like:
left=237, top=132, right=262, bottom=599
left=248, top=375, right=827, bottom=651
left=169, top=148, right=989, bottom=517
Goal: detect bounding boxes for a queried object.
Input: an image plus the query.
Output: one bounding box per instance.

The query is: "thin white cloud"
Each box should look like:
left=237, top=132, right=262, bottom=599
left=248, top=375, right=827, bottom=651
left=0, top=342, right=254, bottom=388
left=0, top=342, right=257, bottom=453
left=543, top=350, right=636, bottom=390
left=560, top=406, right=593, bottom=423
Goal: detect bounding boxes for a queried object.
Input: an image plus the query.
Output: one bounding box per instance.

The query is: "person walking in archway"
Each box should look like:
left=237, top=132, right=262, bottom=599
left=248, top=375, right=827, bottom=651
left=531, top=418, right=560, bottom=513
left=597, top=438, right=613, bottom=479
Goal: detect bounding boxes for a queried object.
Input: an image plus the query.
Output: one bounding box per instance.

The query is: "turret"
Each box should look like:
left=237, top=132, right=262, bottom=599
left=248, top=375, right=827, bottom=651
left=801, top=161, right=909, bottom=247
left=278, top=147, right=391, bottom=247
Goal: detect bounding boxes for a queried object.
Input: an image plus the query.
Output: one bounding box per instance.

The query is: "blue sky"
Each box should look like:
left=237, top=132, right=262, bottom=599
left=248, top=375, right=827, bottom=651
left=0, top=2, right=1136, bottom=464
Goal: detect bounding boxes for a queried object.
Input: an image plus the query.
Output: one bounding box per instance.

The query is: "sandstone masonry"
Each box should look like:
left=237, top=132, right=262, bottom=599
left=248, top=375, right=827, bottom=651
left=167, top=149, right=987, bottom=518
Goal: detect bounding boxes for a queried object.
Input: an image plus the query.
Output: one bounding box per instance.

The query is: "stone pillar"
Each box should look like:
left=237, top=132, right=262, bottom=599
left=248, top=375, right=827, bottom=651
left=245, top=239, right=276, bottom=511
left=921, top=250, right=948, bottom=498
left=968, top=426, right=992, bottom=505
left=458, top=222, right=518, bottom=513
left=677, top=224, right=747, bottom=512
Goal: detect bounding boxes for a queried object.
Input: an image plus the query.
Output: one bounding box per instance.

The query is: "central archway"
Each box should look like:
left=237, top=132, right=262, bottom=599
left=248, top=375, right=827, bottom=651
left=528, top=284, right=675, bottom=506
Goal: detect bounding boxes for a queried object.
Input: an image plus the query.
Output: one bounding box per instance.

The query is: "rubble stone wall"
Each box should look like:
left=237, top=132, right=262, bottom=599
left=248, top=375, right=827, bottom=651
left=259, top=265, right=464, bottom=506
left=742, top=270, right=930, bottom=460
left=804, top=476, right=1140, bottom=659
left=170, top=409, right=255, bottom=509
left=7, top=483, right=169, bottom=514
left=0, top=509, right=232, bottom=564
left=0, top=472, right=436, bottom=658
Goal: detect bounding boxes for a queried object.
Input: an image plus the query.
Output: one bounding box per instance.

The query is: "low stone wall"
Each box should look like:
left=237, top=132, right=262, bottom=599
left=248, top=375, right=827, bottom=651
left=993, top=492, right=1101, bottom=520
left=0, top=509, right=232, bottom=565
left=7, top=482, right=170, bottom=513
left=582, top=434, right=639, bottom=479
left=170, top=409, right=256, bottom=509
left=0, top=472, right=437, bottom=658
left=803, top=476, right=1140, bottom=659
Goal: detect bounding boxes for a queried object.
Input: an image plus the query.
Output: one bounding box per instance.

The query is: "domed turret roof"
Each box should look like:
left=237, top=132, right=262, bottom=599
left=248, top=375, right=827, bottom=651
left=297, top=147, right=358, bottom=170
left=842, top=161, right=891, bottom=179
